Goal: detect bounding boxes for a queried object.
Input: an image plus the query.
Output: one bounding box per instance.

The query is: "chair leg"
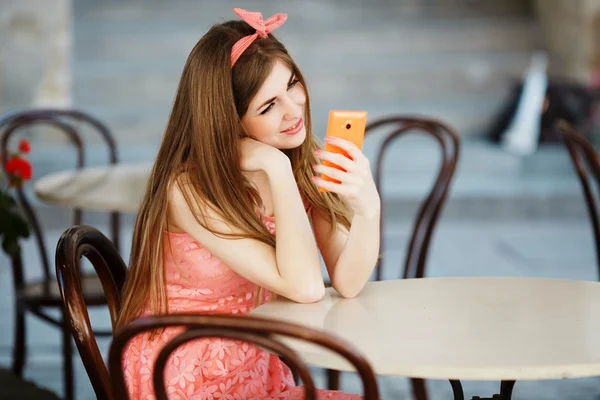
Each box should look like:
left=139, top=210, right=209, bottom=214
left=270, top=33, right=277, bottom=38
left=326, top=369, right=341, bottom=390
left=63, top=320, right=74, bottom=400
left=410, top=378, right=428, bottom=400
left=11, top=303, right=25, bottom=376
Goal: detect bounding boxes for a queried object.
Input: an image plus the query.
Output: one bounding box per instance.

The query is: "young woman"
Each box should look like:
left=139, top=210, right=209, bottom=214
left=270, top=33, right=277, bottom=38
left=116, top=8, right=381, bottom=399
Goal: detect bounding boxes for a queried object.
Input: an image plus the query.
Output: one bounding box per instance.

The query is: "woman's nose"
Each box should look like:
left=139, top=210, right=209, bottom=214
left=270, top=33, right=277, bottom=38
left=282, top=94, right=302, bottom=120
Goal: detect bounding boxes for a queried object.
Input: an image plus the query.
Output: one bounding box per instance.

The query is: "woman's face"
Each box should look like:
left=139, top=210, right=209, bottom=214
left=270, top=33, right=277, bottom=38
left=241, top=59, right=307, bottom=149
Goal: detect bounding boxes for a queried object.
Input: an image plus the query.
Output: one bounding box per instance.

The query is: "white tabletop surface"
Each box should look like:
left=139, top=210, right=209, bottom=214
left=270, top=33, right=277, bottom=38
left=33, top=163, right=152, bottom=212
left=250, top=277, right=600, bottom=381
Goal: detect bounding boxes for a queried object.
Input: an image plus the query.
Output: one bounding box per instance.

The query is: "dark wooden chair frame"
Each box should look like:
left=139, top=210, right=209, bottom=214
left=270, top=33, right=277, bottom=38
left=558, top=120, right=600, bottom=279
left=55, top=225, right=127, bottom=400
left=370, top=116, right=460, bottom=281
left=109, top=314, right=380, bottom=400
left=55, top=225, right=379, bottom=400
left=1, top=108, right=120, bottom=400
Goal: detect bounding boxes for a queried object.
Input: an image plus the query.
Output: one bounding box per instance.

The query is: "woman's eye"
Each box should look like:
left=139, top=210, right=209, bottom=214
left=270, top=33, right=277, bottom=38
left=260, top=103, right=274, bottom=115
left=288, top=79, right=299, bottom=90
left=260, top=79, right=299, bottom=115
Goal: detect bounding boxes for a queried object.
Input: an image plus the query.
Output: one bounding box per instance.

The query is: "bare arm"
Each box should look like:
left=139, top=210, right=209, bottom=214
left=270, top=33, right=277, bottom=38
left=313, top=209, right=380, bottom=298
left=312, top=136, right=382, bottom=298
left=169, top=159, right=324, bottom=304
left=267, top=164, right=324, bottom=295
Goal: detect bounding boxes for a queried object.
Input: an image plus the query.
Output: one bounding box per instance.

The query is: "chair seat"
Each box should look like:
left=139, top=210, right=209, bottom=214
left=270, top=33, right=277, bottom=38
left=19, top=274, right=107, bottom=307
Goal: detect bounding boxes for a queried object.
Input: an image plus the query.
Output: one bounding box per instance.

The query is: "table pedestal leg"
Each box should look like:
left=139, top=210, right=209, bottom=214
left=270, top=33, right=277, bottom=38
left=499, top=380, right=515, bottom=400
left=449, top=380, right=465, bottom=400
left=448, top=380, right=516, bottom=400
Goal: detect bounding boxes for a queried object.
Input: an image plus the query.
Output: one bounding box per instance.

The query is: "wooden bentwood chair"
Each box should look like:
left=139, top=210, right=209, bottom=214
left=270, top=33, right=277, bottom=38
left=558, top=120, right=600, bottom=280
left=1, top=108, right=121, bottom=400
left=55, top=224, right=380, bottom=399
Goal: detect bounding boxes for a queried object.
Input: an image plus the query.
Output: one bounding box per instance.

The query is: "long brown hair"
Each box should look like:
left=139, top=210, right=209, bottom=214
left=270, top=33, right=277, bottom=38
left=116, top=20, right=352, bottom=330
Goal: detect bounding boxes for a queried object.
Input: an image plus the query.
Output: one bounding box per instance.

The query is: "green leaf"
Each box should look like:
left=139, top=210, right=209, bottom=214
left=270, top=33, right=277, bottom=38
left=2, top=236, right=20, bottom=256
left=0, top=192, right=11, bottom=207
left=0, top=189, right=30, bottom=259
left=0, top=208, right=12, bottom=235
left=0, top=192, right=17, bottom=208
left=0, top=208, right=29, bottom=237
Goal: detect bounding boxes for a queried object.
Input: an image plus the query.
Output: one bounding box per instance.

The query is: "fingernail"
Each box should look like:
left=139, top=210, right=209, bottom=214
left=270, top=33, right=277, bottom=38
left=325, top=137, right=332, bottom=142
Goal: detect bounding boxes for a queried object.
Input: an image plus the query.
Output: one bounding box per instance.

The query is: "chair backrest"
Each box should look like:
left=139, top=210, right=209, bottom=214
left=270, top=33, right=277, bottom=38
left=558, top=120, right=600, bottom=279
left=108, top=314, right=380, bottom=400
left=55, top=224, right=128, bottom=400
left=367, top=116, right=460, bottom=280
left=0, top=108, right=120, bottom=288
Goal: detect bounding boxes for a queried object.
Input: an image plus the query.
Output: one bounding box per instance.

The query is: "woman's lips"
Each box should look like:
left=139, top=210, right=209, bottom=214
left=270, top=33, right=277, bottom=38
left=281, top=118, right=304, bottom=135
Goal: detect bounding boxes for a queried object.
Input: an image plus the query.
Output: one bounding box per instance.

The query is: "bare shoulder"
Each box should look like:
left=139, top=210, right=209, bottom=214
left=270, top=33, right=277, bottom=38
left=166, top=173, right=239, bottom=235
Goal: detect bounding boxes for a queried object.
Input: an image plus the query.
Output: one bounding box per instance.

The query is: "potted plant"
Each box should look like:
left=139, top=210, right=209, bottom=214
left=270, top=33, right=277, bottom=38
left=0, top=139, right=33, bottom=256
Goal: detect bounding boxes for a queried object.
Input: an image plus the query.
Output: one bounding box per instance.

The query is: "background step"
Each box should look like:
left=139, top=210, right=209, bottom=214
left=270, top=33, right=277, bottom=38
left=69, top=0, right=541, bottom=143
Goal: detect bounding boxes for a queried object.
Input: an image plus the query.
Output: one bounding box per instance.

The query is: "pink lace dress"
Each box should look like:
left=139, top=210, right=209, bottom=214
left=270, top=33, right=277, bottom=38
left=122, top=214, right=365, bottom=399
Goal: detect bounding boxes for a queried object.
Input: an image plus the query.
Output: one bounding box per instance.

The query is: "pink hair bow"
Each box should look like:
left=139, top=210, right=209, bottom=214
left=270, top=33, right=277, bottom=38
left=230, top=8, right=288, bottom=67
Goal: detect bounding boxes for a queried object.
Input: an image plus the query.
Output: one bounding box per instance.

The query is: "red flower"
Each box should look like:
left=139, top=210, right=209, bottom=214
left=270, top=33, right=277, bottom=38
left=18, top=139, right=31, bottom=154
left=5, top=157, right=33, bottom=181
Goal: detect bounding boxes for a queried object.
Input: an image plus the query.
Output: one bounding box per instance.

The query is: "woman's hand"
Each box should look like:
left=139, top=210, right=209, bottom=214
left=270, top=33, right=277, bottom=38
left=312, top=137, right=380, bottom=218
left=240, top=138, right=289, bottom=173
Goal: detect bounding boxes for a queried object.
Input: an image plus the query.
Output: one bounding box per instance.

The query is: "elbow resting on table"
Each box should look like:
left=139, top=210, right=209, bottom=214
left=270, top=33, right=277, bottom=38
left=332, top=279, right=366, bottom=299
left=289, top=281, right=326, bottom=304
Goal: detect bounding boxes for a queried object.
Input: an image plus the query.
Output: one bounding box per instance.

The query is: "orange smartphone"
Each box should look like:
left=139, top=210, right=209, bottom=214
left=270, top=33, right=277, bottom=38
left=319, top=110, right=368, bottom=192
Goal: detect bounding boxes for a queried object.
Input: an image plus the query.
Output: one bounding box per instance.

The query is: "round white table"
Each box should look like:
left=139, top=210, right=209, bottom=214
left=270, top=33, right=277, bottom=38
left=251, top=277, right=600, bottom=400
left=33, top=163, right=151, bottom=212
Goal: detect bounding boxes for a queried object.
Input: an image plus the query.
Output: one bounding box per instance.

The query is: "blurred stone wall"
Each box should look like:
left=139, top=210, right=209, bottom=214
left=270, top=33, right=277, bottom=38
left=0, top=0, right=71, bottom=113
